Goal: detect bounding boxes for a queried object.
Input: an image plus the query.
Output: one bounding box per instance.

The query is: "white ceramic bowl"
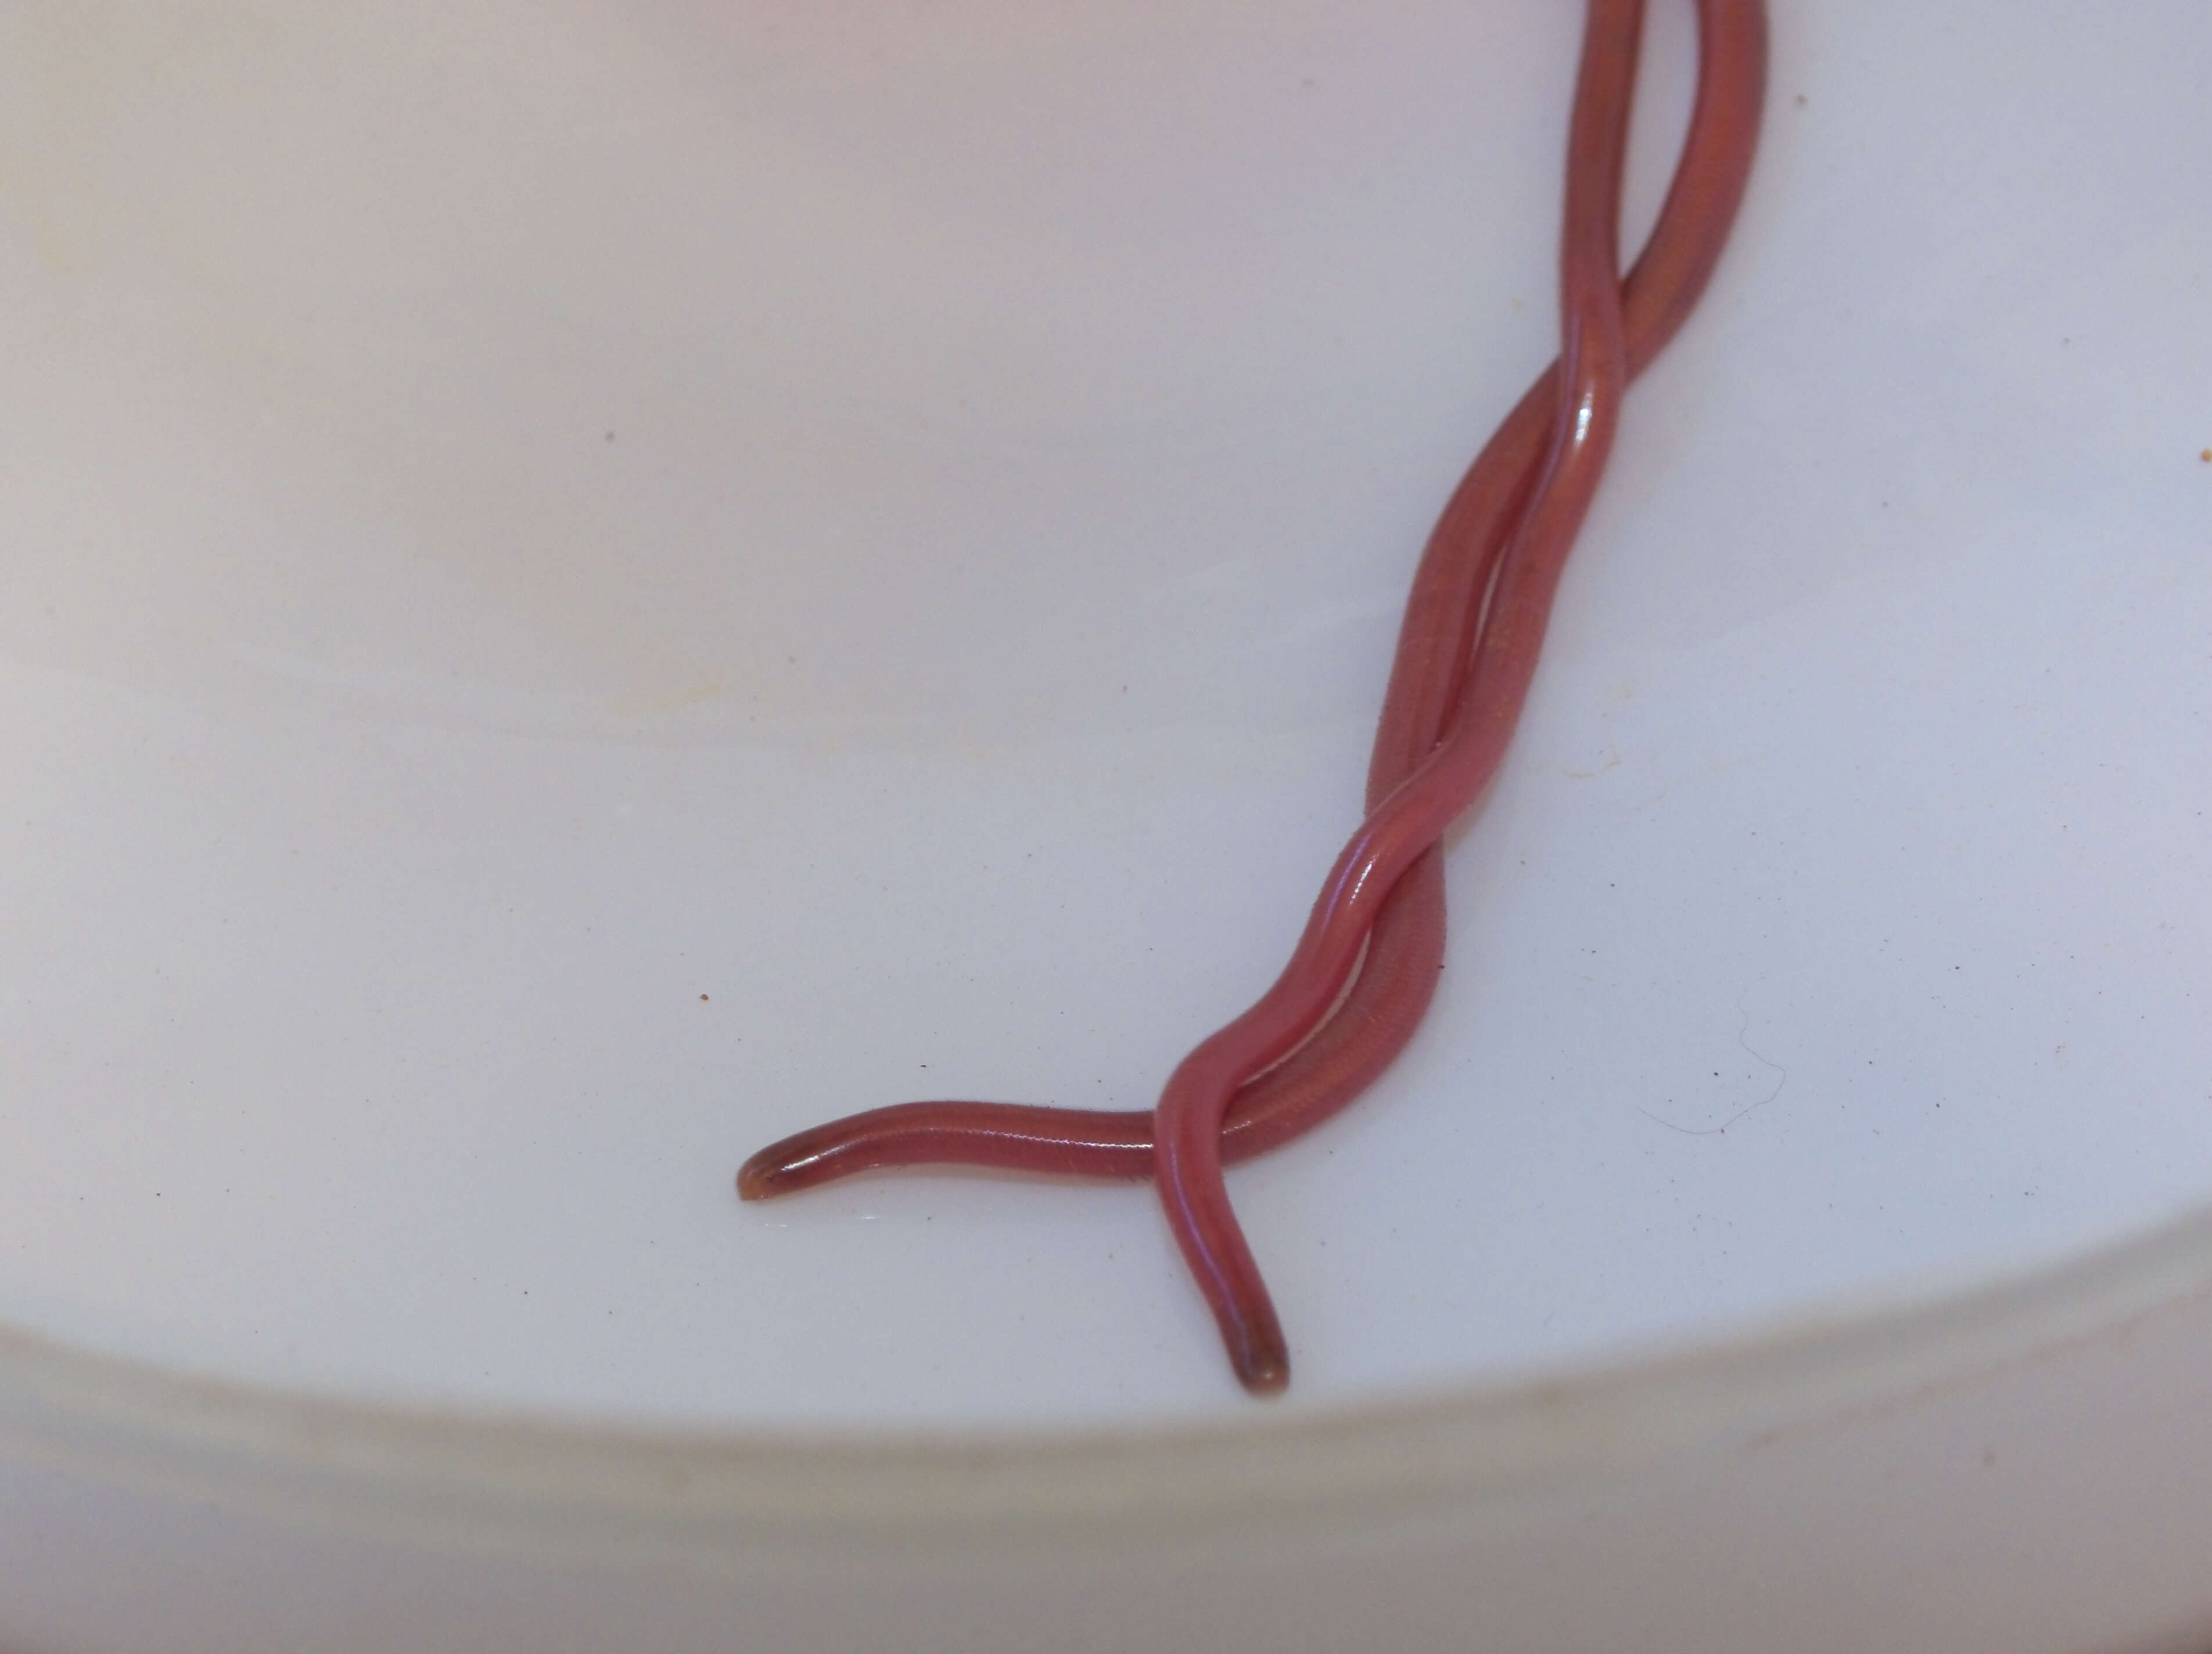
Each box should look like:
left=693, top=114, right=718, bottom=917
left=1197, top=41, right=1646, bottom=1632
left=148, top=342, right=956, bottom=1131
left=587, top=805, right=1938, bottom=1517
left=3, top=1, right=2210, bottom=1648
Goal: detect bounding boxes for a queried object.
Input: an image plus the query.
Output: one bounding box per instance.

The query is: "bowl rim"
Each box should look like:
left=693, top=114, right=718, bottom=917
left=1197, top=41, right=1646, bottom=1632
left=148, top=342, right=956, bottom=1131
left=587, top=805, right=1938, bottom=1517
left=4, top=1200, right=2209, bottom=1566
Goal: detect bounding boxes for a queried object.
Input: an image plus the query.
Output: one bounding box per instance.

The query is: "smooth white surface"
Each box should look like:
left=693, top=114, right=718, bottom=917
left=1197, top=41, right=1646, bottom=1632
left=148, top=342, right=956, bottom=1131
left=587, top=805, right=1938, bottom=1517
left=1, top=0, right=2209, bottom=1437
left=8, top=1212, right=2212, bottom=1654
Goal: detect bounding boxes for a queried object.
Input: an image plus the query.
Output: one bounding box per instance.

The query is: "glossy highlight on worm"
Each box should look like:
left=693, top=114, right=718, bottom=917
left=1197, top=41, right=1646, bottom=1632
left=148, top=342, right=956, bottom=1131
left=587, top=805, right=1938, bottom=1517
left=739, top=0, right=1767, bottom=1394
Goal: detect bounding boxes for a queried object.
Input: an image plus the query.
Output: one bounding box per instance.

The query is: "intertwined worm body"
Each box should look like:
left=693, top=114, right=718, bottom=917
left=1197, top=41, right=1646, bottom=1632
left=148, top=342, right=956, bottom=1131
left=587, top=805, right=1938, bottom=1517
left=739, top=0, right=1768, bottom=1394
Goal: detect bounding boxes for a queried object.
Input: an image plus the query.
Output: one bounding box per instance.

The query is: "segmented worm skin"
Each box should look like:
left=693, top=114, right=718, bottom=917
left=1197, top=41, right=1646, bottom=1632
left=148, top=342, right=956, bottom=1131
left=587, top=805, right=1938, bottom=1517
left=1151, top=0, right=1642, bottom=1391
left=738, top=0, right=1767, bottom=1393
left=738, top=0, right=1766, bottom=1200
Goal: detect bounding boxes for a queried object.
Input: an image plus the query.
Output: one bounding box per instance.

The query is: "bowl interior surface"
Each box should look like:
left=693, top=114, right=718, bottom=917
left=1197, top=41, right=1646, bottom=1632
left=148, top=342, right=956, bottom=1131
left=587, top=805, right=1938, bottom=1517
left=0, top=0, right=2207, bottom=1431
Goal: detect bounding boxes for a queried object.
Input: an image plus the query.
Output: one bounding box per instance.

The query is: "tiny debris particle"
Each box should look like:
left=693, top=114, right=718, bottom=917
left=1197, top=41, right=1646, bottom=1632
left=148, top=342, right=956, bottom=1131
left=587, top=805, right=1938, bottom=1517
left=2200, top=448, right=2211, bottom=463
left=700, top=994, right=709, bottom=1002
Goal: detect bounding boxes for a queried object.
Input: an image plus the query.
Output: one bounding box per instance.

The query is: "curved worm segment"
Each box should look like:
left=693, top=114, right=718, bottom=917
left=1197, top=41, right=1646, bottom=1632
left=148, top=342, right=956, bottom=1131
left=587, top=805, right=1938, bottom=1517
left=737, top=0, right=1768, bottom=1397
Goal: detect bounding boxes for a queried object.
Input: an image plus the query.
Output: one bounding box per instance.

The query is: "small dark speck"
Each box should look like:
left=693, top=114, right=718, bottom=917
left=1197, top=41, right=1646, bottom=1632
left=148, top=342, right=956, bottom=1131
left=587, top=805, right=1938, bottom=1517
left=1793, top=92, right=1807, bottom=106
left=2200, top=448, right=2211, bottom=463
left=699, top=994, right=709, bottom=1002
left=605, top=430, right=616, bottom=442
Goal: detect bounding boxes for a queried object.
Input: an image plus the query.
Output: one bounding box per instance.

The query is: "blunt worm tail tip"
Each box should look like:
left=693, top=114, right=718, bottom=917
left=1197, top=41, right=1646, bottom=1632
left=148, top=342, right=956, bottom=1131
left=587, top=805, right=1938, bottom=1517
left=1228, top=1322, right=1292, bottom=1395
left=735, top=1155, right=784, bottom=1202
left=1237, top=1345, right=1291, bottom=1397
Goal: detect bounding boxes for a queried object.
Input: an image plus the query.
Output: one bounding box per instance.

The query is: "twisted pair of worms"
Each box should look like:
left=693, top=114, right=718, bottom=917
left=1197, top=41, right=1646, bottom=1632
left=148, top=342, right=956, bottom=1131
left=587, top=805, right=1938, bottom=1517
left=739, top=0, right=1769, bottom=1395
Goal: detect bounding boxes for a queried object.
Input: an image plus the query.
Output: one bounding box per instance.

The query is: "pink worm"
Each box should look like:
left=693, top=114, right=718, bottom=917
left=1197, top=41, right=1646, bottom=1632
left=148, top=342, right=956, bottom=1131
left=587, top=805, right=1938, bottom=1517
left=1151, top=0, right=1642, bottom=1391
left=737, top=0, right=1765, bottom=1200
left=739, top=0, right=1767, bottom=1396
